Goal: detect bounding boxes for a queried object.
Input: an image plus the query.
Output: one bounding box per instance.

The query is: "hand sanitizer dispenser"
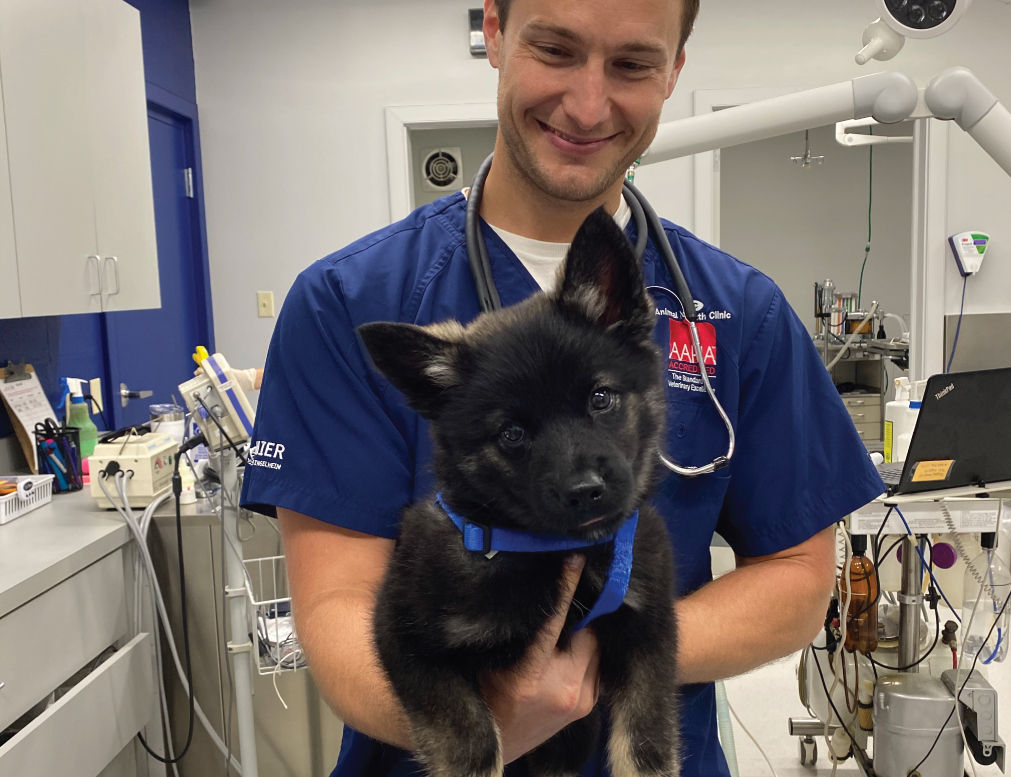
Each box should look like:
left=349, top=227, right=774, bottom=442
left=948, top=231, right=990, bottom=276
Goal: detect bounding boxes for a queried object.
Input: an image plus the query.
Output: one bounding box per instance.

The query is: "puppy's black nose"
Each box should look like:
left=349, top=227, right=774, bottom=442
left=565, top=472, right=605, bottom=511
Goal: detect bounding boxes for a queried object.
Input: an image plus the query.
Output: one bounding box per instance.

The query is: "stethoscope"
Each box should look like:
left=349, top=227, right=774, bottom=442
left=464, top=153, right=735, bottom=477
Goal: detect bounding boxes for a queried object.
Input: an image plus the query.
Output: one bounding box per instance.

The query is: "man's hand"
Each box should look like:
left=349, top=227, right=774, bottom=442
left=480, top=555, right=601, bottom=764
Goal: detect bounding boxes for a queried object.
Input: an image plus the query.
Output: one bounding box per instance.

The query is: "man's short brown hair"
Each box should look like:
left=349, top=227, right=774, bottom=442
left=493, top=0, right=700, bottom=55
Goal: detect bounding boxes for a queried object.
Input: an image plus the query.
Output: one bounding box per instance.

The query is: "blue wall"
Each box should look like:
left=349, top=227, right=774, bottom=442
left=0, top=0, right=201, bottom=446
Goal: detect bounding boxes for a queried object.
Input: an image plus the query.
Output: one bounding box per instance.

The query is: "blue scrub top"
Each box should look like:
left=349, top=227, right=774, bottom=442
left=241, top=192, right=886, bottom=777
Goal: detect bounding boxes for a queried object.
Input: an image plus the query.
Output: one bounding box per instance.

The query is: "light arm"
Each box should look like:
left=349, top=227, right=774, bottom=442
left=642, top=67, right=1011, bottom=179
left=642, top=72, right=918, bottom=165
left=925, top=67, right=1011, bottom=176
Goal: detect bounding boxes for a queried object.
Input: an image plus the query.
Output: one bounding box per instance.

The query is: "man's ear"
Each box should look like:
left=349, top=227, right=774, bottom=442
left=666, top=47, right=687, bottom=98
left=483, top=0, right=503, bottom=68
left=357, top=321, right=466, bottom=420
left=556, top=207, right=654, bottom=343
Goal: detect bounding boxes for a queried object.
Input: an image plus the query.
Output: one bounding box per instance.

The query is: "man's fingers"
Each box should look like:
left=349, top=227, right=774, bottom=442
left=530, top=555, right=585, bottom=653
left=570, top=627, right=601, bottom=709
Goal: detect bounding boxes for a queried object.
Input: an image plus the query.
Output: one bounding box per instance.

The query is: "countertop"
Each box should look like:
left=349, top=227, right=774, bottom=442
left=0, top=490, right=130, bottom=618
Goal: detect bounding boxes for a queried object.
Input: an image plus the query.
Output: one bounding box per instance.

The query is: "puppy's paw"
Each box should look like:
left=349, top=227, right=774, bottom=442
left=607, top=708, right=679, bottom=777
left=414, top=724, right=504, bottom=777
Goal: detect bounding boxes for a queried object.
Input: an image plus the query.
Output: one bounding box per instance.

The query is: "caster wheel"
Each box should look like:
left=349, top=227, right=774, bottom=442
left=799, top=736, right=818, bottom=767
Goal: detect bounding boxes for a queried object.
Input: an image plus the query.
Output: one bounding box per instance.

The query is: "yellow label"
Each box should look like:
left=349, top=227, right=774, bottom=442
left=883, top=420, right=893, bottom=463
left=911, top=459, right=955, bottom=482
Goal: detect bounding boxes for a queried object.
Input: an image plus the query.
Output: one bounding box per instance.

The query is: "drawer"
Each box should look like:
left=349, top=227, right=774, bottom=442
left=0, top=632, right=152, bottom=777
left=852, top=420, right=883, bottom=441
left=841, top=394, right=880, bottom=410
left=846, top=405, right=881, bottom=425
left=0, top=550, right=126, bottom=732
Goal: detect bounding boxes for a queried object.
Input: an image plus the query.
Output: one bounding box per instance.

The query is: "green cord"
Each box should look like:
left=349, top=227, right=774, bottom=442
left=857, top=129, right=873, bottom=309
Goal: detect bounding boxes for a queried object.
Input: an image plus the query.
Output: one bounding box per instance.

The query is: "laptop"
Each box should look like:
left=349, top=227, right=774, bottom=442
left=878, top=367, right=1011, bottom=495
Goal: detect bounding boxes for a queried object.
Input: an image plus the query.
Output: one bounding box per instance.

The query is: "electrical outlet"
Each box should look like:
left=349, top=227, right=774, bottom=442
left=256, top=290, right=275, bottom=318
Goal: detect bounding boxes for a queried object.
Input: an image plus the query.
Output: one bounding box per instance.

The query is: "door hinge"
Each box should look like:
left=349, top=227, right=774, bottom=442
left=183, top=167, right=195, bottom=199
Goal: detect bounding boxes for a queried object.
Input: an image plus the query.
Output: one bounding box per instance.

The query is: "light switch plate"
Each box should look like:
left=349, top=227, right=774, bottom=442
left=257, top=290, right=275, bottom=318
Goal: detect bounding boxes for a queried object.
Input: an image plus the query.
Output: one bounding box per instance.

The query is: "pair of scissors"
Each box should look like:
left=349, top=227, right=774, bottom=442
left=0, top=479, right=18, bottom=496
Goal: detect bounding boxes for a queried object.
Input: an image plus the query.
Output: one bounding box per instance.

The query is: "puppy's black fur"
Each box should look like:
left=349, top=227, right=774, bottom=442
left=358, top=208, right=679, bottom=777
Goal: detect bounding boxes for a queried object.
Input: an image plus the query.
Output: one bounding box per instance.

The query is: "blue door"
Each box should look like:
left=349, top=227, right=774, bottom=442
left=104, top=105, right=211, bottom=428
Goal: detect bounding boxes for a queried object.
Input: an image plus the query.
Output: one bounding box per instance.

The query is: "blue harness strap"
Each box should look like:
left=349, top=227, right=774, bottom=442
left=434, top=493, right=638, bottom=630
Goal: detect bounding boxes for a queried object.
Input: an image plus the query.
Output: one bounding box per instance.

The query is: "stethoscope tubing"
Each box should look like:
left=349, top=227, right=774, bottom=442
left=464, top=153, right=734, bottom=476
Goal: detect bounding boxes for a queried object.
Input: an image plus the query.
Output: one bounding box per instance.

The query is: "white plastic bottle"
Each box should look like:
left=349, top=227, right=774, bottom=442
left=961, top=533, right=1011, bottom=664
left=884, top=378, right=920, bottom=463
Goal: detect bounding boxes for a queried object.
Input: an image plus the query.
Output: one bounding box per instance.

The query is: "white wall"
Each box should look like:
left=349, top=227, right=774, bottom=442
left=719, top=122, right=914, bottom=334
left=188, top=0, right=1011, bottom=369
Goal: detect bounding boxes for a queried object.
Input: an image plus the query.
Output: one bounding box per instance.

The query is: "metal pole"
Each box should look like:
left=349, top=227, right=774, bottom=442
left=897, top=535, right=923, bottom=671
left=218, top=448, right=259, bottom=777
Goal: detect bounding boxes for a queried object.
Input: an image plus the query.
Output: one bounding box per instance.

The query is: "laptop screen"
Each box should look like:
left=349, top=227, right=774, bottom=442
left=894, top=367, right=1011, bottom=495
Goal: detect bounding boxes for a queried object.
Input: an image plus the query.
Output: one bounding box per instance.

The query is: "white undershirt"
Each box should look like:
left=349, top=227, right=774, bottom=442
left=481, top=197, right=632, bottom=293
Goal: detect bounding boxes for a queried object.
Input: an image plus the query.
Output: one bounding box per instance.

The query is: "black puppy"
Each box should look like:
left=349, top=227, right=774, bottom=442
left=358, top=208, right=679, bottom=777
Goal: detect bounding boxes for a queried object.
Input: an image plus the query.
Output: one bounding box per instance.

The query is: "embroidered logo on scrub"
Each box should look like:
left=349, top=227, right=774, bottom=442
left=667, top=319, right=718, bottom=396
left=649, top=286, right=731, bottom=397
left=247, top=439, right=285, bottom=471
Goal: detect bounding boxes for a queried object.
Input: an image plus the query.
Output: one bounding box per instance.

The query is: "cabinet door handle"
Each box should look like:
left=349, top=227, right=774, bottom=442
left=87, top=255, right=102, bottom=295
left=103, top=256, right=121, bottom=296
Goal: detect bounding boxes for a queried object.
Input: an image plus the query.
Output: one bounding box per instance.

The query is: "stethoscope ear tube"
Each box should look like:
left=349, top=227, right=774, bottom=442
left=623, top=179, right=698, bottom=325
left=465, top=153, right=502, bottom=313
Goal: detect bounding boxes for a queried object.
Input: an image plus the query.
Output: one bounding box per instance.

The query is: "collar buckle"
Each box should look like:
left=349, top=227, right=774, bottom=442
left=463, top=520, right=493, bottom=555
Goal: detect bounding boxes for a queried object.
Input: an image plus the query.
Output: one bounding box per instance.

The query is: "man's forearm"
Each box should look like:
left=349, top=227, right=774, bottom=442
left=294, top=589, right=414, bottom=749
left=674, top=528, right=836, bottom=685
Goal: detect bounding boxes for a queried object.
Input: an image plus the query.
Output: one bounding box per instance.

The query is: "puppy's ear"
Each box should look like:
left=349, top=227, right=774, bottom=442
left=556, top=207, right=653, bottom=343
left=358, top=320, right=465, bottom=419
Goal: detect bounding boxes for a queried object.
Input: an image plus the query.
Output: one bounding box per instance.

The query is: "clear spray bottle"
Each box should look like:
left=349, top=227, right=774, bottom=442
left=961, top=532, right=1011, bottom=664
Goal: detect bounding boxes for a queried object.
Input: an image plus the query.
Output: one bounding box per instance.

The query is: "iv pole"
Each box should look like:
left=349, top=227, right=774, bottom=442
left=216, top=443, right=259, bottom=777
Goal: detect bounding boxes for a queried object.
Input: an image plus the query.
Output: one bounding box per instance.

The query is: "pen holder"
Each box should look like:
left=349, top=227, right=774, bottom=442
left=33, top=427, right=83, bottom=493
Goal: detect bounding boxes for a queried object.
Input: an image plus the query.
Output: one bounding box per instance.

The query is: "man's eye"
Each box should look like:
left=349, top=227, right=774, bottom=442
left=498, top=423, right=526, bottom=447
left=535, top=44, right=569, bottom=59
left=614, top=60, right=653, bottom=77
left=589, top=387, right=616, bottom=412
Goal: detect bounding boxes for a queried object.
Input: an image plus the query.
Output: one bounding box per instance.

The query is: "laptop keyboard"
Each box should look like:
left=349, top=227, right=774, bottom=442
left=877, top=461, right=905, bottom=485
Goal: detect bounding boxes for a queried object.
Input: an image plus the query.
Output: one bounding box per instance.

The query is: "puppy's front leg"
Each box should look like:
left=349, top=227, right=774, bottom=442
left=598, top=617, right=679, bottom=777
left=390, top=658, right=503, bottom=777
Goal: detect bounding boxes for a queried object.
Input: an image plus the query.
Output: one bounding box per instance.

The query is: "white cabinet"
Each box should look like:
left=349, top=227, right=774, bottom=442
left=0, top=496, right=161, bottom=777
left=0, top=0, right=160, bottom=319
left=0, top=78, right=18, bottom=318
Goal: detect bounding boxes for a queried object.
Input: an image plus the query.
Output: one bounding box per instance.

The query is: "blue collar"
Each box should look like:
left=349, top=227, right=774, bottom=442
left=435, top=492, right=638, bottom=630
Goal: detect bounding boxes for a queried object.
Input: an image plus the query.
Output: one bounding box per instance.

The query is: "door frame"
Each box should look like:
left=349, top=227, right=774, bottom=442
left=385, top=103, right=497, bottom=221
left=102, top=86, right=214, bottom=427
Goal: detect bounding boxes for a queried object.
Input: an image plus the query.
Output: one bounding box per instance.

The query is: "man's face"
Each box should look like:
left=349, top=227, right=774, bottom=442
left=485, top=0, right=686, bottom=205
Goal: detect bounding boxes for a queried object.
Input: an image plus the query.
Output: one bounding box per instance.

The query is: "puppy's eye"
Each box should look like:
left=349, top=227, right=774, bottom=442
left=498, top=423, right=526, bottom=447
left=589, top=387, right=616, bottom=413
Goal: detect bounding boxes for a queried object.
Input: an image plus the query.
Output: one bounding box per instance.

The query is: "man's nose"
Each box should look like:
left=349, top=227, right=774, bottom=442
left=562, top=63, right=611, bottom=132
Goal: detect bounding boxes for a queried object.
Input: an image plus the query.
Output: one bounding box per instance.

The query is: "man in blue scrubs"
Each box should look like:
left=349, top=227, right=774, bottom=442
left=241, top=0, right=886, bottom=774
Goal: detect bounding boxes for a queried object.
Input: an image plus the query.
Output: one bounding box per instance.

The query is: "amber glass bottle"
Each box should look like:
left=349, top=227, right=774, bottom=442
left=840, top=534, right=879, bottom=654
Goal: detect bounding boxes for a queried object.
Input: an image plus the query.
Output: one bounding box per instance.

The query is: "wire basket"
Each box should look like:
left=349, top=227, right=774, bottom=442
left=0, top=475, right=55, bottom=525
left=242, top=554, right=307, bottom=674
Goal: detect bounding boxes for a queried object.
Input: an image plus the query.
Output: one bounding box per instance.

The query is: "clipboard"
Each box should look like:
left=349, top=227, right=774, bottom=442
left=0, top=362, right=58, bottom=473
